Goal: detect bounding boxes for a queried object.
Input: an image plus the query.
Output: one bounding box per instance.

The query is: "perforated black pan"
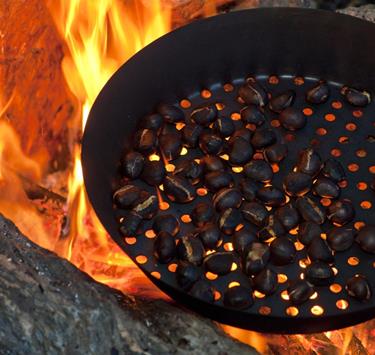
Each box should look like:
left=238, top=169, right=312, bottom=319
left=82, top=8, right=375, bottom=333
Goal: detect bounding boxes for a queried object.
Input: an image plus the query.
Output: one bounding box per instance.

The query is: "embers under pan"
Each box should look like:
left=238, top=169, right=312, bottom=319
left=82, top=8, right=375, bottom=333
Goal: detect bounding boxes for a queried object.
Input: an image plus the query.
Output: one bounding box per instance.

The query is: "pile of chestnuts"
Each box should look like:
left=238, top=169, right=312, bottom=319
left=112, top=77, right=374, bottom=312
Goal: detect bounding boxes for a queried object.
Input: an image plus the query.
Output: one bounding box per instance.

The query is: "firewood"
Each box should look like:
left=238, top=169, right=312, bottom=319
left=0, top=213, right=257, bottom=354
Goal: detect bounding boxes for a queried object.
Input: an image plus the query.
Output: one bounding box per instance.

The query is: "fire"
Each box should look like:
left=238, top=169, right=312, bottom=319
left=45, top=0, right=171, bottom=297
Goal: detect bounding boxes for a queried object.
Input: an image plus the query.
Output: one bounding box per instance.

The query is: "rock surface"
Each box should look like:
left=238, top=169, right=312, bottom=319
left=0, top=214, right=256, bottom=355
left=338, top=4, right=375, bottom=22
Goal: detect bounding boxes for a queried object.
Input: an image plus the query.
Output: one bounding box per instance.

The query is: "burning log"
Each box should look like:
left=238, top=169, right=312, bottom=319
left=0, top=213, right=256, bottom=354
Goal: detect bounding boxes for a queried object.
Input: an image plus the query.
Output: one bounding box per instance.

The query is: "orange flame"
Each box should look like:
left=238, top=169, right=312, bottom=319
left=45, top=0, right=171, bottom=297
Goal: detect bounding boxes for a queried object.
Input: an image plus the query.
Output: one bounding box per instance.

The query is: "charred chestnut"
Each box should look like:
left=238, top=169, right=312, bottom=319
left=288, top=280, right=315, bottom=305
left=240, top=179, right=260, bottom=202
left=176, top=261, right=200, bottom=291
left=275, top=203, right=300, bottom=230
left=321, top=158, right=346, bottom=182
left=119, top=211, right=142, bottom=237
left=177, top=235, right=205, bottom=265
left=200, top=155, right=225, bottom=172
left=191, top=202, right=214, bottom=227
left=269, top=90, right=295, bottom=113
left=138, top=113, right=163, bottom=130
left=296, top=148, right=322, bottom=176
left=244, top=160, right=273, bottom=183
left=342, top=86, right=371, bottom=107
left=306, top=81, right=330, bottom=104
left=133, top=128, right=157, bottom=153
left=240, top=105, right=265, bottom=126
left=224, top=286, right=254, bottom=310
left=164, top=175, right=196, bottom=203
left=174, top=160, right=203, bottom=185
left=154, top=231, right=176, bottom=263
left=132, top=193, right=158, bottom=219
left=113, top=185, right=141, bottom=209
left=233, top=228, right=257, bottom=256
left=296, top=197, right=326, bottom=225
left=327, top=227, right=355, bottom=252
left=283, top=172, right=312, bottom=196
left=270, top=236, right=296, bottom=265
left=157, top=103, right=185, bottom=123
left=327, top=199, right=355, bottom=226
left=257, top=215, right=286, bottom=242
left=121, top=151, right=145, bottom=179
left=256, top=186, right=286, bottom=207
left=313, top=177, right=340, bottom=199
left=241, top=201, right=269, bottom=227
left=250, top=128, right=277, bottom=149
left=190, top=280, right=215, bottom=303
left=307, top=237, right=334, bottom=263
left=213, top=187, right=242, bottom=211
left=204, top=170, right=233, bottom=191
left=159, top=132, right=182, bottom=161
left=198, top=223, right=222, bottom=250
left=279, top=107, right=306, bottom=131
left=346, top=275, right=372, bottom=301
left=253, top=268, right=278, bottom=295
left=190, top=104, right=218, bottom=126
left=213, top=116, right=235, bottom=137
left=305, top=261, right=335, bottom=286
left=204, top=252, right=234, bottom=275
left=228, top=137, right=254, bottom=165
left=238, top=81, right=268, bottom=106
left=141, top=160, right=166, bottom=186
left=231, top=127, right=252, bottom=142
left=264, top=143, right=288, bottom=163
left=199, top=131, right=223, bottom=155
left=182, top=123, right=203, bottom=148
left=356, top=225, right=375, bottom=254
left=153, top=214, right=180, bottom=237
left=298, top=221, right=322, bottom=246
left=218, top=208, right=242, bottom=235
left=243, top=242, right=270, bottom=275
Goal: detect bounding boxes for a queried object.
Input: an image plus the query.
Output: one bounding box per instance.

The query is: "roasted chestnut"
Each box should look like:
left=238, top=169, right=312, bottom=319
left=153, top=214, right=180, bottom=237
left=213, top=116, right=235, bottom=137
left=241, top=201, right=269, bottom=227
left=141, top=160, right=166, bottom=186
left=121, top=151, right=145, bottom=179
left=296, top=197, right=326, bottom=225
left=154, top=231, right=176, bottom=263
left=191, top=104, right=218, bottom=126
left=163, top=175, right=196, bottom=203
left=307, top=237, right=334, bottom=263
left=213, top=187, right=242, bottom=211
left=191, top=202, right=215, bottom=227
left=157, top=103, right=185, bottom=123
left=298, top=221, right=322, bottom=246
left=346, top=275, right=372, bottom=301
left=190, top=280, right=215, bottom=302
left=296, top=148, right=322, bottom=176
left=238, top=81, right=268, bottom=106
left=204, top=170, right=234, bottom=191
left=240, top=179, right=260, bottom=202
left=113, top=185, right=141, bottom=209
left=327, top=227, right=355, bottom=251
left=288, top=280, right=315, bottom=305
left=228, top=137, right=254, bottom=165
left=198, top=223, right=222, bottom=250
left=177, top=235, right=205, bottom=265
left=257, top=215, right=286, bottom=242
left=182, top=123, right=203, bottom=148
left=321, top=158, right=346, bottom=182
left=275, top=203, right=300, bottom=231
left=327, top=199, right=355, bottom=226
left=133, top=128, right=157, bottom=153
left=253, top=268, right=278, bottom=295
left=138, top=113, right=163, bottom=130
left=270, top=236, right=297, bottom=265
left=244, top=160, right=273, bottom=183
left=306, top=81, right=330, bottom=104
left=218, top=208, right=242, bottom=235
left=204, top=252, right=234, bottom=275
left=176, top=261, right=200, bottom=290
left=313, top=177, right=340, bottom=199
left=200, top=155, right=225, bottom=172
left=279, top=107, right=306, bottom=131
left=240, top=105, right=265, bottom=126
left=119, top=211, right=142, bottom=237
left=356, top=225, right=375, bottom=254
left=159, top=132, right=182, bottom=161
left=341, top=86, right=371, bottom=107
left=283, top=172, right=312, bottom=196
left=224, top=286, right=254, bottom=310
left=256, top=186, right=286, bottom=207
left=264, top=143, right=288, bottom=163
left=199, top=131, right=223, bottom=155
left=132, top=192, right=158, bottom=219
left=233, top=228, right=257, bottom=256
left=269, top=90, right=295, bottom=113
left=250, top=128, right=277, bottom=149
left=305, top=261, right=335, bottom=286
left=243, top=242, right=270, bottom=275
